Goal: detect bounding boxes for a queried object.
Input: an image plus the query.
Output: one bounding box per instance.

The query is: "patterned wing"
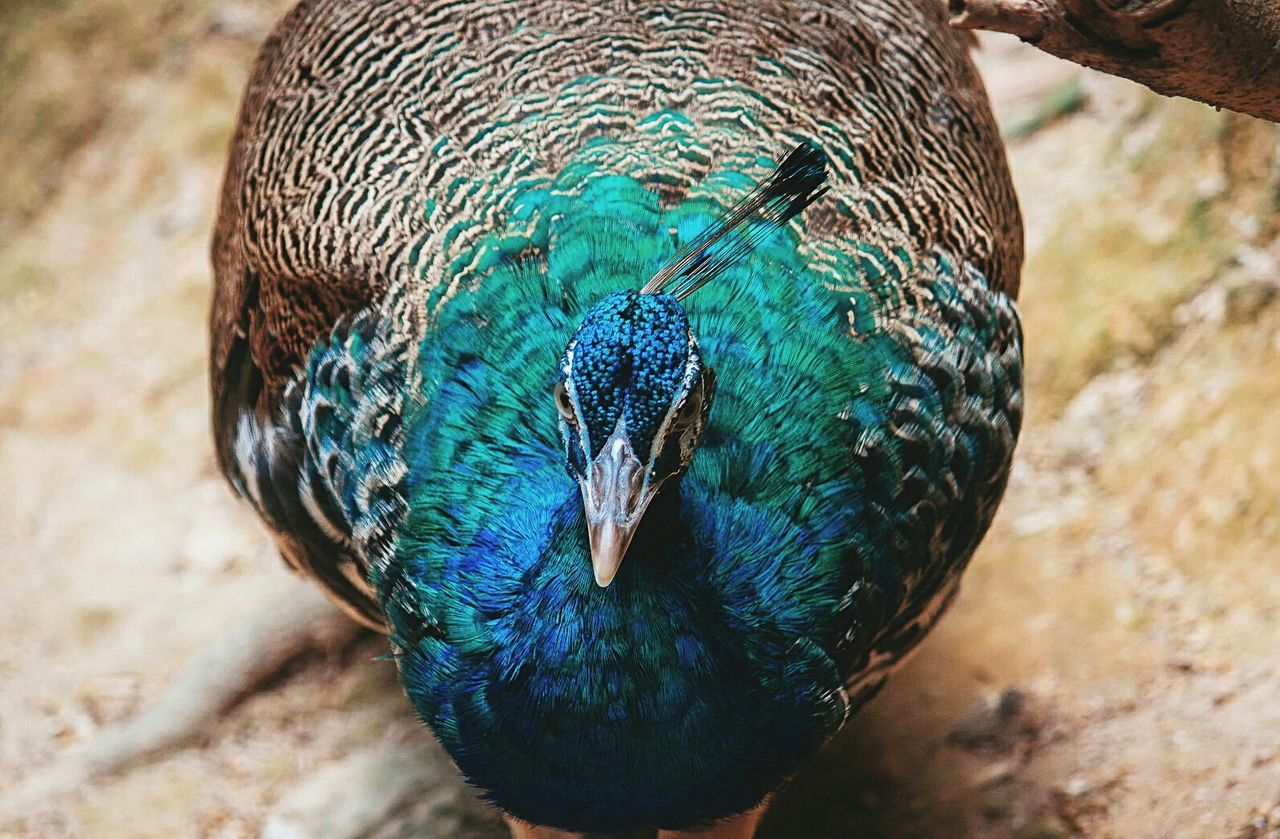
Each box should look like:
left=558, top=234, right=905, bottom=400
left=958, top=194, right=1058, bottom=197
left=832, top=253, right=1024, bottom=708
left=227, top=309, right=410, bottom=630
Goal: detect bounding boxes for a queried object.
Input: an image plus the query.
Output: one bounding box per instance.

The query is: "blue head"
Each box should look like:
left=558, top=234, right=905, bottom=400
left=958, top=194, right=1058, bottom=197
left=375, top=144, right=837, bottom=831
left=554, top=290, right=715, bottom=586
left=548, top=143, right=828, bottom=587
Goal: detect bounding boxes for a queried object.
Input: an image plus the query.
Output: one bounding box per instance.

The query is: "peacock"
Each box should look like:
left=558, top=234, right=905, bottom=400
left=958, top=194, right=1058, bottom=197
left=210, top=0, right=1023, bottom=835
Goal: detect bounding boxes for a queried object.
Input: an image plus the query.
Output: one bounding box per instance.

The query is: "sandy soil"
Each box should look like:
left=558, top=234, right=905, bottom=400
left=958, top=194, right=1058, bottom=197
left=1, top=4, right=1278, bottom=837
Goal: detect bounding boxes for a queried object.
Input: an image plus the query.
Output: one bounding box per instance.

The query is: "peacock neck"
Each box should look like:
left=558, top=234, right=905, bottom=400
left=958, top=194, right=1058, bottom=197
left=538, top=477, right=691, bottom=588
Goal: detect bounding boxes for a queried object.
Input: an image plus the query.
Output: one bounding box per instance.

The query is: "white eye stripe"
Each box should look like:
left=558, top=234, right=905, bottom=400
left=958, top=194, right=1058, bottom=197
left=556, top=348, right=595, bottom=464
left=558, top=342, right=584, bottom=423
left=645, top=348, right=706, bottom=467
left=668, top=386, right=702, bottom=432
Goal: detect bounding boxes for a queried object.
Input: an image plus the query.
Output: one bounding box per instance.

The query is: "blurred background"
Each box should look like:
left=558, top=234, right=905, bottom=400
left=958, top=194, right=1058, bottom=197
left=1, top=2, right=1278, bottom=837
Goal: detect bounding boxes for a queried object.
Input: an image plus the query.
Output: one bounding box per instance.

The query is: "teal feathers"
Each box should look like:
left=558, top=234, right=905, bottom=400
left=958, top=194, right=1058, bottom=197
left=211, top=0, right=1023, bottom=832
left=389, top=156, right=866, bottom=828
left=253, top=147, right=1020, bottom=830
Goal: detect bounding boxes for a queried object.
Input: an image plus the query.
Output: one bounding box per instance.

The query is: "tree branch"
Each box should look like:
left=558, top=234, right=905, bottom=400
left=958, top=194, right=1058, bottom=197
left=949, top=0, right=1280, bottom=123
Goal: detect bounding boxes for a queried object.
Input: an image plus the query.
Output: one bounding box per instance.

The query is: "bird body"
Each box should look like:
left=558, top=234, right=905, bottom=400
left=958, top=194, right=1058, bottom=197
left=211, top=0, right=1023, bottom=832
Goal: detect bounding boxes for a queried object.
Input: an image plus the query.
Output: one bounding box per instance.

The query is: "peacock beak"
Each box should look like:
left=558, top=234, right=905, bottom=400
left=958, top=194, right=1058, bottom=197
left=581, top=430, right=653, bottom=587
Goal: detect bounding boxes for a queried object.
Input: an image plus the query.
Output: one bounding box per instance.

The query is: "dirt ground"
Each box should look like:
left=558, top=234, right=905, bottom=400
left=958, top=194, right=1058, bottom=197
left=1, top=3, right=1278, bottom=837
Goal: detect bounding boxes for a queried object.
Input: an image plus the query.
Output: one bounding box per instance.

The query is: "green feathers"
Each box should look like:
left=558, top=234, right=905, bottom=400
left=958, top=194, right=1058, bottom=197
left=212, top=0, right=1026, bottom=831
left=234, top=132, right=1021, bottom=831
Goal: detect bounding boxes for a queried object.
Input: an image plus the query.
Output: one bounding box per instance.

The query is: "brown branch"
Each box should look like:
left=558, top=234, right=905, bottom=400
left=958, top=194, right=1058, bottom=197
left=949, top=0, right=1280, bottom=123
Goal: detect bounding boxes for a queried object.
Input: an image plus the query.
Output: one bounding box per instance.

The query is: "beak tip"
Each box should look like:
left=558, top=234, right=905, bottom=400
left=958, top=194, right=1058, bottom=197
left=590, top=550, right=623, bottom=588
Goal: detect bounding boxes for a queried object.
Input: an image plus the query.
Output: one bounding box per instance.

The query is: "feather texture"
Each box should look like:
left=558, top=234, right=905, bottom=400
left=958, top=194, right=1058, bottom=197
left=210, top=0, right=1023, bottom=831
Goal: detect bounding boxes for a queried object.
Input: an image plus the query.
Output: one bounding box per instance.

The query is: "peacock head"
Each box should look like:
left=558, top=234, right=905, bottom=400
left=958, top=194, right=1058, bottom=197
left=555, top=290, right=715, bottom=587
left=551, top=142, right=829, bottom=587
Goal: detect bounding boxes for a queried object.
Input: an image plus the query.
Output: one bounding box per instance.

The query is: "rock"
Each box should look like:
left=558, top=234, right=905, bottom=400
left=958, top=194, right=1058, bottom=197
left=997, top=687, right=1026, bottom=721
left=973, top=759, right=1017, bottom=790
left=1225, top=278, right=1279, bottom=324
left=1015, top=814, right=1072, bottom=839
left=948, top=687, right=1039, bottom=753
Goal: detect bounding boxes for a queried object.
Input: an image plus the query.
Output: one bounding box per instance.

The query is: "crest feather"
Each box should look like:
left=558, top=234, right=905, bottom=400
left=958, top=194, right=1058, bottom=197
left=641, top=142, right=829, bottom=300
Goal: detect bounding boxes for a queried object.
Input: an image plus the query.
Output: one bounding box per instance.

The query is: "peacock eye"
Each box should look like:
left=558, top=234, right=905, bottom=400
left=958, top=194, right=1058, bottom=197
left=554, top=381, right=576, bottom=424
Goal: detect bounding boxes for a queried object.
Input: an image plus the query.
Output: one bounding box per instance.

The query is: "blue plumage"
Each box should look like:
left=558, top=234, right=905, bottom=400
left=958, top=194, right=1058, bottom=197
left=253, top=156, right=1017, bottom=831
left=212, top=1, right=1023, bottom=833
